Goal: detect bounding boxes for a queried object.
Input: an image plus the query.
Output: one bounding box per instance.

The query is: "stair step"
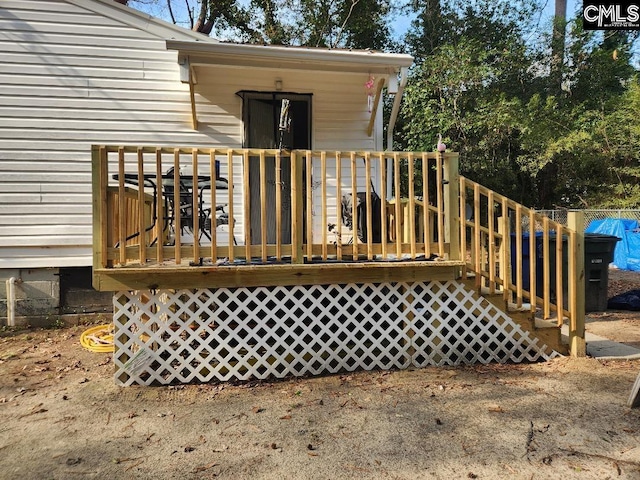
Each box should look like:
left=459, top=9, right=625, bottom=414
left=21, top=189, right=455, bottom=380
left=460, top=277, right=568, bottom=355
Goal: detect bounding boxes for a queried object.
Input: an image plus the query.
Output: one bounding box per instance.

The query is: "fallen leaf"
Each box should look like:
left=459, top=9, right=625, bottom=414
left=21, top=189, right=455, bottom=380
left=488, top=406, right=504, bottom=413
left=252, top=406, right=264, bottom=414
left=280, top=414, right=292, bottom=420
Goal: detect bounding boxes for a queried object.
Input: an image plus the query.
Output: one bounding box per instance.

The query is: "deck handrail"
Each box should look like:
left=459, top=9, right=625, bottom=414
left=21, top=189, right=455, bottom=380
left=92, top=146, right=460, bottom=268
left=460, top=176, right=585, bottom=354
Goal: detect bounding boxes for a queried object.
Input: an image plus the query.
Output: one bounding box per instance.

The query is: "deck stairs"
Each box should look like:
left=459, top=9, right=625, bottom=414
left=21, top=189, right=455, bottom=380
left=461, top=277, right=568, bottom=356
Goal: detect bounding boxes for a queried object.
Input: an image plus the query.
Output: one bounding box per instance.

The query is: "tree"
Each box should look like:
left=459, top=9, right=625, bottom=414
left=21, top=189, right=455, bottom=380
left=399, top=0, right=540, bottom=203
left=128, top=0, right=392, bottom=48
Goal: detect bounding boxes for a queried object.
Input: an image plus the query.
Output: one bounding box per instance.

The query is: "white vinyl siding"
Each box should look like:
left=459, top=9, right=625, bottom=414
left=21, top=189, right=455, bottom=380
left=0, top=0, right=384, bottom=267
left=0, top=0, right=211, bottom=267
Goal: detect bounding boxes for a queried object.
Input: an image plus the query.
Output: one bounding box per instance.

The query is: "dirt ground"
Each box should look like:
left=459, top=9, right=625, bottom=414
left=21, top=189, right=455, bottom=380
left=2, top=270, right=640, bottom=479
left=586, top=268, right=640, bottom=350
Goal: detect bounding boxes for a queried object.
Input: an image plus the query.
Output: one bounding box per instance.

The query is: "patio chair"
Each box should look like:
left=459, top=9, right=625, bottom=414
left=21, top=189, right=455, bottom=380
left=162, top=167, right=211, bottom=243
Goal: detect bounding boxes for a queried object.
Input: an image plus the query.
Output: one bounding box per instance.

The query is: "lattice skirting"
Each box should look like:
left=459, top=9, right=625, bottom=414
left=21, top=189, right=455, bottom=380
left=113, top=281, right=559, bottom=386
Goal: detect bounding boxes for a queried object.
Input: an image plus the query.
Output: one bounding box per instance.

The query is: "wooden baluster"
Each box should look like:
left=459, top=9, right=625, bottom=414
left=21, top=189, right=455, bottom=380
left=259, top=150, right=268, bottom=262
left=365, top=152, right=373, bottom=260
left=556, top=223, right=564, bottom=326
left=275, top=150, right=282, bottom=261
left=291, top=151, right=304, bottom=264
left=473, top=183, right=481, bottom=290
left=321, top=151, right=328, bottom=261
left=543, top=215, right=550, bottom=319
left=306, top=151, right=313, bottom=261
left=351, top=152, right=359, bottom=261
left=407, top=153, right=416, bottom=259
left=118, top=147, right=126, bottom=265
left=500, top=198, right=510, bottom=302
left=529, top=209, right=536, bottom=313
left=192, top=148, right=199, bottom=263
left=209, top=149, right=217, bottom=261
left=422, top=153, right=430, bottom=258
left=488, top=190, right=496, bottom=294
left=173, top=149, right=181, bottom=265
left=336, top=152, right=343, bottom=261
left=227, top=150, right=234, bottom=261
left=155, top=148, right=163, bottom=263
left=137, top=147, right=146, bottom=264
left=459, top=177, right=467, bottom=277
left=514, top=204, right=522, bottom=308
left=379, top=153, right=388, bottom=260
left=394, top=153, right=402, bottom=258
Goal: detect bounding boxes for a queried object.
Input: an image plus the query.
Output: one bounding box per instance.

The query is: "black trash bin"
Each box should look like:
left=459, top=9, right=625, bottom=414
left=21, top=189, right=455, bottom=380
left=583, top=234, right=620, bottom=311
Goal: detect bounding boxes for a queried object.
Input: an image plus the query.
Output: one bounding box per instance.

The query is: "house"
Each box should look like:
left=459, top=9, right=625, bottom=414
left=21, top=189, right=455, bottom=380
left=0, top=0, right=410, bottom=322
left=1, top=0, right=586, bottom=385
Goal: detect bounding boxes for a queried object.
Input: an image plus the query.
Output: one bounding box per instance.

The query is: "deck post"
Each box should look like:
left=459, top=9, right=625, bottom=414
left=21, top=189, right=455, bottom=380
left=91, top=145, right=101, bottom=281
left=567, top=210, right=586, bottom=357
left=91, top=145, right=109, bottom=283
left=444, top=153, right=461, bottom=262
left=291, top=151, right=304, bottom=263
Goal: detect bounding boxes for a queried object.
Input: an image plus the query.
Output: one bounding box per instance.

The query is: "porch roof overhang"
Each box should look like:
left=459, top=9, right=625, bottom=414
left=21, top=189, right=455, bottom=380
left=166, top=40, right=413, bottom=74
left=166, top=40, right=413, bottom=137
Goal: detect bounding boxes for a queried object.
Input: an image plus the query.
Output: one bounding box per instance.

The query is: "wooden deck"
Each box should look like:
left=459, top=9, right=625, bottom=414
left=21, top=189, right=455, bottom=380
left=92, top=146, right=462, bottom=288
left=92, top=144, right=585, bottom=356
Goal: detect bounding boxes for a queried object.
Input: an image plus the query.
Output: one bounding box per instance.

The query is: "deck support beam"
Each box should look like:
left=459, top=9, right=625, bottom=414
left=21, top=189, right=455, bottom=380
left=93, top=260, right=464, bottom=292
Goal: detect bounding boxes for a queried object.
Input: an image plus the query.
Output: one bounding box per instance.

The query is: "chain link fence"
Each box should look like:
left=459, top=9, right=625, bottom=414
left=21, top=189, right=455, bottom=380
left=536, top=210, right=640, bottom=231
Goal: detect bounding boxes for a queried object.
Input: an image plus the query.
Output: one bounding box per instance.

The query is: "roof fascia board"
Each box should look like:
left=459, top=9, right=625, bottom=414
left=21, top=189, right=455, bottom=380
left=168, top=41, right=413, bottom=73
left=64, top=0, right=219, bottom=43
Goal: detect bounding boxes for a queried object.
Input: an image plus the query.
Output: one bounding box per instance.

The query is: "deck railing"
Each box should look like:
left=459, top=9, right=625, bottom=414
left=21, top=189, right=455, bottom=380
left=92, top=145, right=586, bottom=355
left=460, top=177, right=585, bottom=343
left=92, top=146, right=460, bottom=268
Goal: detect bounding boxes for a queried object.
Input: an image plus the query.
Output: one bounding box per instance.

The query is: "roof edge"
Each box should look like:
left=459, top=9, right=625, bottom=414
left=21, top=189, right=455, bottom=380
left=167, top=40, right=414, bottom=69
left=64, top=0, right=219, bottom=43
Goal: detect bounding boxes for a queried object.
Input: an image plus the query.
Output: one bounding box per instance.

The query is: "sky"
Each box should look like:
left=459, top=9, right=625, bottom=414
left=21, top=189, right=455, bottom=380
left=129, top=0, right=582, bottom=44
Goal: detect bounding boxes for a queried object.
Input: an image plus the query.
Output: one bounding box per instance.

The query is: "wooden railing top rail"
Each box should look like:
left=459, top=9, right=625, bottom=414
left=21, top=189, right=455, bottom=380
left=99, top=145, right=456, bottom=156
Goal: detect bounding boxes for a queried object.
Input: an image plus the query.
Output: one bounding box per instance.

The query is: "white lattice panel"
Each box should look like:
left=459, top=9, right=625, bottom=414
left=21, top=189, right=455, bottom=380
left=113, top=281, right=557, bottom=386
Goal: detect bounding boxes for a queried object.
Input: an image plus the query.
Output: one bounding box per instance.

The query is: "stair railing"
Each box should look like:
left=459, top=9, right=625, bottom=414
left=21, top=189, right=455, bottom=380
left=459, top=177, right=585, bottom=356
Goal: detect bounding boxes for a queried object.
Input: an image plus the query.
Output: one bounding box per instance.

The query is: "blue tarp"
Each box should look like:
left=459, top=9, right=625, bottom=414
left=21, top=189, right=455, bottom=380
left=586, top=218, right=640, bottom=271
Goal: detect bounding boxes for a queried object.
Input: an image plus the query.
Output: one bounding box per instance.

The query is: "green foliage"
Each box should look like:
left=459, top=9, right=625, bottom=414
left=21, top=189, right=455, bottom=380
left=398, top=0, right=640, bottom=209
left=130, top=0, right=640, bottom=209
left=284, top=0, right=391, bottom=48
